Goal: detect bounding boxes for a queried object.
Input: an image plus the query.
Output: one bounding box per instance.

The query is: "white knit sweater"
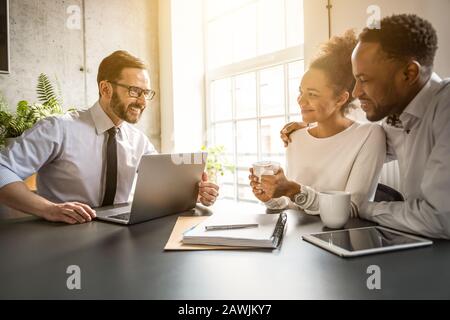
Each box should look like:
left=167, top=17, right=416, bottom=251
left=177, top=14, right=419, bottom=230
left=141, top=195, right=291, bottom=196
left=265, top=122, right=386, bottom=217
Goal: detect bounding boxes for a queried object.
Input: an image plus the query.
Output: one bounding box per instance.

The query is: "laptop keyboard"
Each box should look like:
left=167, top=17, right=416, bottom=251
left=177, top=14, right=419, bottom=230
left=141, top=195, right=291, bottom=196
left=108, top=213, right=131, bottom=221
left=96, top=203, right=132, bottom=217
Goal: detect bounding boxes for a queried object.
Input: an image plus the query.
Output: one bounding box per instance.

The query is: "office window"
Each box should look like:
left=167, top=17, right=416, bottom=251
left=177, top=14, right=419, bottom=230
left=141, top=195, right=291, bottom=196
left=205, top=0, right=305, bottom=202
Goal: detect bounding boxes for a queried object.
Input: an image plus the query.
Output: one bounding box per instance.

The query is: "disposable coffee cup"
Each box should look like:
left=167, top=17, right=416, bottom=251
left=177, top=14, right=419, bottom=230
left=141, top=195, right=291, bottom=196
left=252, top=161, right=280, bottom=181
left=318, top=191, right=351, bottom=229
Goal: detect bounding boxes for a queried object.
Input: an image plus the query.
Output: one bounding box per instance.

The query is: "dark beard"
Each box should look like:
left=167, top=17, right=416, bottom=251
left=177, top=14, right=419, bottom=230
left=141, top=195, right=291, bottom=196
left=110, top=91, right=142, bottom=124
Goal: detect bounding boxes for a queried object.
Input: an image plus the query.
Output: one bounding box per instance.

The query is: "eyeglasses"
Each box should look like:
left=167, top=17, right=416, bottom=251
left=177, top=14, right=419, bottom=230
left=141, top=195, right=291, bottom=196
left=109, top=81, right=156, bottom=101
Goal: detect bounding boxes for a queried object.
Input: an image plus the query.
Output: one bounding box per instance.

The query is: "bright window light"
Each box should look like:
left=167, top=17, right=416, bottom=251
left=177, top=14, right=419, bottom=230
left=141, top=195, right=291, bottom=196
left=205, top=0, right=305, bottom=202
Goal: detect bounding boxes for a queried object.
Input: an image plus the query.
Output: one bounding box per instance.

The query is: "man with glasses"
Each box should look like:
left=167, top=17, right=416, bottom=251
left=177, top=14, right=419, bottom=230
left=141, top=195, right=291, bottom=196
left=0, top=50, right=219, bottom=224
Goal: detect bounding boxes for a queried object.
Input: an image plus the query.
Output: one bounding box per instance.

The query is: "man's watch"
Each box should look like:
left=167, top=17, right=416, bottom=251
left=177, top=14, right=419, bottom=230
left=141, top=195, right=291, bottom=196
left=293, top=188, right=309, bottom=207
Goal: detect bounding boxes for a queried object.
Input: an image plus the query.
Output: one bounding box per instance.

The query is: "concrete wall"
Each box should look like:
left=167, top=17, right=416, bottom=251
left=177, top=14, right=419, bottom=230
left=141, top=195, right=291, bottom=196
left=0, top=0, right=84, bottom=108
left=0, top=0, right=161, bottom=150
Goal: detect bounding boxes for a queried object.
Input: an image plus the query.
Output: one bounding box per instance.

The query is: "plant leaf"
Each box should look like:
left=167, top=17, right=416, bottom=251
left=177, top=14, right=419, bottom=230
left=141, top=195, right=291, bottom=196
left=36, top=73, right=62, bottom=110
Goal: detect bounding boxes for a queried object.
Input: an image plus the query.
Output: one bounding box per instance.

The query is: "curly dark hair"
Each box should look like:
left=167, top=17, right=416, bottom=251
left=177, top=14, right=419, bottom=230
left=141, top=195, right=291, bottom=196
left=359, top=14, right=438, bottom=67
left=310, top=30, right=358, bottom=114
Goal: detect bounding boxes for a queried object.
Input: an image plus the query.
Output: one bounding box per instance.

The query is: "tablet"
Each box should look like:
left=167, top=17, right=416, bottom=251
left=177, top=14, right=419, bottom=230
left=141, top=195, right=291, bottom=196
left=302, top=226, right=432, bottom=257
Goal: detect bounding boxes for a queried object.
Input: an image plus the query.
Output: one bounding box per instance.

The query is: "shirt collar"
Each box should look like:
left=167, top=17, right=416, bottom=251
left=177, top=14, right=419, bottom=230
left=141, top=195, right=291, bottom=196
left=399, top=73, right=442, bottom=126
left=90, top=101, right=123, bottom=136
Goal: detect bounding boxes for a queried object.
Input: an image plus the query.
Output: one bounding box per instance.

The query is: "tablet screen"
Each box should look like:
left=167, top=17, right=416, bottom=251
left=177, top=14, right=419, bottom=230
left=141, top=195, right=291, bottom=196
left=310, top=227, right=423, bottom=252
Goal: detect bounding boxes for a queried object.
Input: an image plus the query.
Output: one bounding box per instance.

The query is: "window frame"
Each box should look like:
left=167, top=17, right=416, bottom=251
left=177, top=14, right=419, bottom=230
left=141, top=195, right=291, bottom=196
left=203, top=0, right=305, bottom=202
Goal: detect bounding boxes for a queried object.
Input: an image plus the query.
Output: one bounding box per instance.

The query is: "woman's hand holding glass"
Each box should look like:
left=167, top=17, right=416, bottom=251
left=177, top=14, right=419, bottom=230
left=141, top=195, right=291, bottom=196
left=249, top=167, right=300, bottom=202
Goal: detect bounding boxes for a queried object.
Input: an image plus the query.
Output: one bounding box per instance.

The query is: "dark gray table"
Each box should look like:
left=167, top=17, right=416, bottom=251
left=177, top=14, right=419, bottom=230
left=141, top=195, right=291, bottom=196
left=0, top=200, right=449, bottom=299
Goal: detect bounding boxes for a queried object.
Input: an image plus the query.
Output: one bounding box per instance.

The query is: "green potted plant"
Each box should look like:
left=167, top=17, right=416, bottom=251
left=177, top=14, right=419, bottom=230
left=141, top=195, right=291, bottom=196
left=201, top=145, right=235, bottom=184
left=0, top=73, right=76, bottom=189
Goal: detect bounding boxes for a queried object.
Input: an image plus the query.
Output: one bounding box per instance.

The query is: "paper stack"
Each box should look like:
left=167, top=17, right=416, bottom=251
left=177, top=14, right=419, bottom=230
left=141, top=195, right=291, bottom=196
left=182, top=212, right=287, bottom=248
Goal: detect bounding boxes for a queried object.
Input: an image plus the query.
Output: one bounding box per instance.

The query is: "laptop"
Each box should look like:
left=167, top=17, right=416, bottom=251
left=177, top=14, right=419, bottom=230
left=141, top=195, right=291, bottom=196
left=95, top=152, right=207, bottom=225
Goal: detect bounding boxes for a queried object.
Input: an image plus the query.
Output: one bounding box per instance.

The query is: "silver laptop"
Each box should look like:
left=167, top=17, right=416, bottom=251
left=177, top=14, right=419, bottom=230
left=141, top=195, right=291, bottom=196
left=95, top=152, right=207, bottom=225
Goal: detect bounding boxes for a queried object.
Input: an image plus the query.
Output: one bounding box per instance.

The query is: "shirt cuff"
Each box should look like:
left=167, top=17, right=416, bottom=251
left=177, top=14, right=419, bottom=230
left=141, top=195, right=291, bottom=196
left=359, top=201, right=376, bottom=220
left=0, top=167, right=23, bottom=189
left=263, top=197, right=288, bottom=210
left=297, top=185, right=317, bottom=211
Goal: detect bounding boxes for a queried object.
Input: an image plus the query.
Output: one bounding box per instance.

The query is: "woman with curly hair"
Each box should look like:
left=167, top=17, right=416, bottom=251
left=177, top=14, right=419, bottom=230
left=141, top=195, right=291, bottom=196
left=249, top=30, right=386, bottom=218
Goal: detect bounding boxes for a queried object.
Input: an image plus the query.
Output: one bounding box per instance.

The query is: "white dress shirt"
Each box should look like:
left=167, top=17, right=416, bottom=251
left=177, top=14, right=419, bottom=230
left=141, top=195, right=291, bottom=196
left=264, top=122, right=386, bottom=217
left=361, top=74, right=450, bottom=239
left=0, top=102, right=156, bottom=207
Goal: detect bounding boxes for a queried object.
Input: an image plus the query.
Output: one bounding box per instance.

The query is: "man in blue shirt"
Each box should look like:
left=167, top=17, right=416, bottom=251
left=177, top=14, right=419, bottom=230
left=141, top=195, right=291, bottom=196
left=0, top=50, right=219, bottom=224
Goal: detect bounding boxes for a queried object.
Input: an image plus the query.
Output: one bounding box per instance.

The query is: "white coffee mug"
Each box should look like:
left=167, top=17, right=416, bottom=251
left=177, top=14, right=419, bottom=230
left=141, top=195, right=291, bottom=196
left=252, top=161, right=280, bottom=181
left=318, top=191, right=351, bottom=229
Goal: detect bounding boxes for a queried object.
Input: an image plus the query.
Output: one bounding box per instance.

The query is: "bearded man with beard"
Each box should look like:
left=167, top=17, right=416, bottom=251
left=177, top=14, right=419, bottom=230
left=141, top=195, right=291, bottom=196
left=0, top=51, right=219, bottom=224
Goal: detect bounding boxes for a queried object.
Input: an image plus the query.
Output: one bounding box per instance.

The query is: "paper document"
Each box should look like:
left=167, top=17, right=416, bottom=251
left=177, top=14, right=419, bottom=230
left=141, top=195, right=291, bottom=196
left=164, top=216, right=247, bottom=250
left=182, top=212, right=287, bottom=248
left=204, top=214, right=261, bottom=230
